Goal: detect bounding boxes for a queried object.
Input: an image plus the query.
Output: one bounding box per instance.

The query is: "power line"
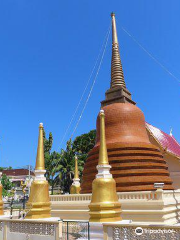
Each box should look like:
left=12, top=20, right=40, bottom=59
left=70, top=24, right=111, bottom=138
left=121, top=26, right=180, bottom=84
left=23, top=22, right=111, bottom=219
left=57, top=23, right=111, bottom=151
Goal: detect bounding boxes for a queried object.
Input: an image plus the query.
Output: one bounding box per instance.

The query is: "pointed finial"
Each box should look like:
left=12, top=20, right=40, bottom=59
left=74, top=155, right=79, bottom=179
left=98, top=110, right=109, bottom=165
left=111, top=12, right=118, bottom=45
left=111, top=12, right=126, bottom=89
left=35, top=123, right=45, bottom=170
left=170, top=128, right=173, bottom=137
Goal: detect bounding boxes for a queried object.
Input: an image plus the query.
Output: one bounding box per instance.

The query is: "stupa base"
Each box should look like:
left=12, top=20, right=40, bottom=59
left=25, top=203, right=51, bottom=219
left=0, top=201, right=3, bottom=216
left=89, top=202, right=122, bottom=222
left=70, top=185, right=81, bottom=194
left=25, top=180, right=51, bottom=219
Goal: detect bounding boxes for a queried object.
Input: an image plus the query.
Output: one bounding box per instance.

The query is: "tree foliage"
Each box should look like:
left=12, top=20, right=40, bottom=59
left=73, top=130, right=96, bottom=154
left=0, top=166, right=13, bottom=171
left=45, top=151, right=61, bottom=194
left=43, top=130, right=53, bottom=154
left=1, top=174, right=13, bottom=197
left=72, top=130, right=96, bottom=177
left=44, top=129, right=96, bottom=194
left=43, top=130, right=58, bottom=194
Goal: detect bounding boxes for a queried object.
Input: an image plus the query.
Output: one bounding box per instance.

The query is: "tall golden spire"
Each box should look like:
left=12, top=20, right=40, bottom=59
left=0, top=172, right=3, bottom=215
left=74, top=155, right=79, bottom=179
left=35, top=123, right=45, bottom=170
left=101, top=13, right=135, bottom=107
left=98, top=110, right=108, bottom=165
left=111, top=12, right=126, bottom=89
left=26, top=123, right=51, bottom=219
left=70, top=156, right=81, bottom=194
left=88, top=110, right=122, bottom=222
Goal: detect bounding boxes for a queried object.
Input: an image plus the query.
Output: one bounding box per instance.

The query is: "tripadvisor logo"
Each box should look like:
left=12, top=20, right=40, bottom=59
left=135, top=227, right=143, bottom=236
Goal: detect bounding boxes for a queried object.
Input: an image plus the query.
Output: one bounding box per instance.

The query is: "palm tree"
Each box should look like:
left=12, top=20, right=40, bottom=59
left=55, top=140, right=85, bottom=193
left=54, top=140, right=74, bottom=193
left=44, top=129, right=96, bottom=194
left=45, top=151, right=61, bottom=195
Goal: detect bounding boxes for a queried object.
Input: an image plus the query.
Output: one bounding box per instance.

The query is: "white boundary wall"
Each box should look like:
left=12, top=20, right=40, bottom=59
left=103, top=223, right=180, bottom=240
left=0, top=221, right=3, bottom=239
left=0, top=218, right=60, bottom=240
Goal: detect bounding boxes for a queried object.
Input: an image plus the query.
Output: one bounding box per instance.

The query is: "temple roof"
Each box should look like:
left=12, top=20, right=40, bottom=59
left=146, top=123, right=180, bottom=159
left=2, top=169, right=34, bottom=176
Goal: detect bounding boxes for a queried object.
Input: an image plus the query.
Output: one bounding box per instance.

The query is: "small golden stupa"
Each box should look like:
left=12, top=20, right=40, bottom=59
left=88, top=110, right=122, bottom=222
left=26, top=123, right=51, bottom=219
left=0, top=173, right=3, bottom=215
left=70, top=156, right=81, bottom=194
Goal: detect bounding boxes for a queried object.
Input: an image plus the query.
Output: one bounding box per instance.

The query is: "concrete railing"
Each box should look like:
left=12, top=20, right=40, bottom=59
left=117, top=191, right=157, bottom=200
left=51, top=190, right=177, bottom=202
left=51, top=194, right=92, bottom=202
left=162, top=190, right=180, bottom=199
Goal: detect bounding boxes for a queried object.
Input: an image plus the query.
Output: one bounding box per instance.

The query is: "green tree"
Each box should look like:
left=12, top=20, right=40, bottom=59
left=55, top=139, right=75, bottom=193
left=43, top=129, right=53, bottom=177
left=72, top=130, right=96, bottom=177
left=43, top=129, right=96, bottom=194
left=1, top=174, right=13, bottom=197
left=73, top=130, right=96, bottom=154
left=43, top=130, right=53, bottom=154
left=43, top=129, right=57, bottom=194
left=45, top=151, right=61, bottom=195
left=55, top=129, right=96, bottom=193
left=7, top=166, right=13, bottom=170
left=0, top=166, right=13, bottom=171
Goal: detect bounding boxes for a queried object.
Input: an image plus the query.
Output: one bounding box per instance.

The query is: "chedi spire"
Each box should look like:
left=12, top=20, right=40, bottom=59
left=101, top=13, right=135, bottom=107
left=110, top=12, right=126, bottom=89
left=89, top=110, right=121, bottom=222
left=26, top=123, right=51, bottom=219
left=70, top=156, right=81, bottom=194
left=98, top=110, right=109, bottom=165
left=35, top=123, right=45, bottom=171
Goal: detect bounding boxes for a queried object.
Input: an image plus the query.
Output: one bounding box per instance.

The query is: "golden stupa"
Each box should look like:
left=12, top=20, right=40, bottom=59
left=89, top=110, right=122, bottom=222
left=70, top=156, right=81, bottom=194
left=26, top=123, right=51, bottom=219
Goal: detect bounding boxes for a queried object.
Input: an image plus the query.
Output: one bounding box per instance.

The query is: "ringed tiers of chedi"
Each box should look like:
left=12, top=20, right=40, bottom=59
left=81, top=13, right=173, bottom=193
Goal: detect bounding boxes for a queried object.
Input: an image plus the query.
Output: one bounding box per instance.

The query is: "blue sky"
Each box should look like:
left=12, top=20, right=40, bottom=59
left=0, top=0, right=180, bottom=168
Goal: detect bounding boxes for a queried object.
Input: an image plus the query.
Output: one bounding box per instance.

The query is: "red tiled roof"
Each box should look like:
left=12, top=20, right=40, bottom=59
left=2, top=169, right=34, bottom=176
left=146, top=123, right=180, bottom=159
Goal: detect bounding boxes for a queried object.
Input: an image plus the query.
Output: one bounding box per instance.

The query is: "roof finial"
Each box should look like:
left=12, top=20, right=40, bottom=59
left=170, top=128, right=173, bottom=137
left=35, top=123, right=45, bottom=170
left=98, top=110, right=109, bottom=165
left=111, top=12, right=126, bottom=89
